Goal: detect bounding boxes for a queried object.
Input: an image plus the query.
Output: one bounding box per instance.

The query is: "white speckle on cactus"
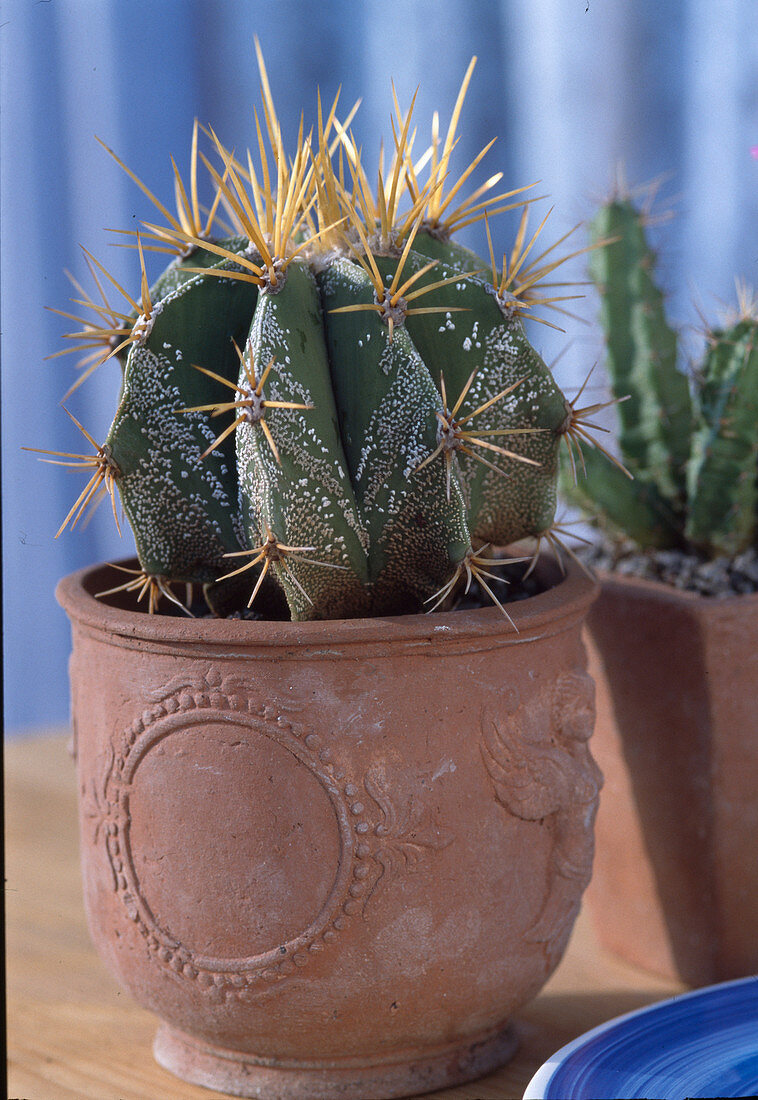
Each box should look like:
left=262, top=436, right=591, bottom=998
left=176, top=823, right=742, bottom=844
left=109, top=335, right=241, bottom=579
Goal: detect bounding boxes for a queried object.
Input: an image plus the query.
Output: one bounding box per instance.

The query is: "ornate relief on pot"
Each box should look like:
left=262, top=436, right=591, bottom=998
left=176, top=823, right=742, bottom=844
left=359, top=760, right=454, bottom=909
left=481, top=670, right=602, bottom=965
left=82, top=669, right=453, bottom=1003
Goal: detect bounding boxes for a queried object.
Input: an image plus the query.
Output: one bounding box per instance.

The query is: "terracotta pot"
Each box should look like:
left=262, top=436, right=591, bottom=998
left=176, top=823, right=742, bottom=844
left=58, top=557, right=599, bottom=1100
left=585, top=572, right=758, bottom=987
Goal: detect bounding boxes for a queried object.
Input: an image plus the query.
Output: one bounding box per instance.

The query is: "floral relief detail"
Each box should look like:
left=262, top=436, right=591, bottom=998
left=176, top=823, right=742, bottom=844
left=81, top=743, right=123, bottom=891
left=146, top=668, right=306, bottom=728
left=360, top=763, right=454, bottom=909
left=481, top=670, right=602, bottom=960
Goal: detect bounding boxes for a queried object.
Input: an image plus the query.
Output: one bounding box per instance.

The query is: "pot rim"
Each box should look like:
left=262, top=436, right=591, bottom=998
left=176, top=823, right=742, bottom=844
left=596, top=567, right=758, bottom=608
left=56, top=555, right=597, bottom=652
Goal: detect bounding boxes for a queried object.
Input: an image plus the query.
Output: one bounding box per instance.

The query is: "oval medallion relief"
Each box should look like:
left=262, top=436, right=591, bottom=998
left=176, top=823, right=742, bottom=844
left=87, top=670, right=454, bottom=1002
left=124, top=716, right=348, bottom=964
left=97, top=679, right=361, bottom=1000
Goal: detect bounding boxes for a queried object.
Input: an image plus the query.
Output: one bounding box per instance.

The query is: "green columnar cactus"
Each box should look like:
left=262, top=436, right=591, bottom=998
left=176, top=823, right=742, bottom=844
left=45, top=57, right=601, bottom=620
left=568, top=192, right=758, bottom=558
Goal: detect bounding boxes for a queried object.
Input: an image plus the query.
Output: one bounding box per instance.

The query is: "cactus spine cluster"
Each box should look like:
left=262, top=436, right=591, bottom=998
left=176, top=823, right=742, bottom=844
left=569, top=192, right=758, bottom=558
left=46, top=54, right=599, bottom=620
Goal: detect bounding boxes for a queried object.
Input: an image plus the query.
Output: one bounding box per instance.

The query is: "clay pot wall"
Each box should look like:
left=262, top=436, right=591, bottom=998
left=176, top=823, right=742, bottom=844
left=585, top=573, right=758, bottom=986
left=58, top=558, right=599, bottom=1100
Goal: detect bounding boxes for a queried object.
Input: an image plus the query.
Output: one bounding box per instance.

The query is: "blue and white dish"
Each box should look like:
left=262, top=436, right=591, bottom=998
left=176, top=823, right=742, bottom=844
left=524, top=975, right=758, bottom=1099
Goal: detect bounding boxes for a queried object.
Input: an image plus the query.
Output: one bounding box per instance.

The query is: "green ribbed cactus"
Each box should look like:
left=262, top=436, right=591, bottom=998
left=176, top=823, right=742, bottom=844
left=43, top=56, right=601, bottom=620
left=567, top=192, right=758, bottom=558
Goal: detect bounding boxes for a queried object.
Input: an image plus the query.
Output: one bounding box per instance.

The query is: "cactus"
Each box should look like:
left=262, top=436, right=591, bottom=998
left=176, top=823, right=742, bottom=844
left=567, top=190, right=758, bottom=558
left=42, top=54, right=604, bottom=621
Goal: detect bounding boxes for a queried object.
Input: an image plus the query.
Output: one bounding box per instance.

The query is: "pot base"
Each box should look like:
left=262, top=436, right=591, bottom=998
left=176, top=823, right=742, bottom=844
left=153, top=1022, right=518, bottom=1100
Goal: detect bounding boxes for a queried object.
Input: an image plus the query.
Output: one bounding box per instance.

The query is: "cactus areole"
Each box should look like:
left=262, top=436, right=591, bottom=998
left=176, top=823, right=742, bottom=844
left=47, top=55, right=598, bottom=622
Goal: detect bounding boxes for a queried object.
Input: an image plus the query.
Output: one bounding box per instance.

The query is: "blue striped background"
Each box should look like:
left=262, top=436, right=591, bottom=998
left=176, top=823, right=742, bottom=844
left=3, top=0, right=757, bottom=732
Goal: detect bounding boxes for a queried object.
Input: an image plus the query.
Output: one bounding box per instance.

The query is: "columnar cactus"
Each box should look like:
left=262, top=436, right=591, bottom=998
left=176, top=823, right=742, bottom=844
left=45, top=55, right=601, bottom=620
left=568, top=191, right=758, bottom=558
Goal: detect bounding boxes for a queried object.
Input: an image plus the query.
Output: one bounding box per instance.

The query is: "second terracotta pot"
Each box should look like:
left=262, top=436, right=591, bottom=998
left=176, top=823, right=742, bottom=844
left=585, top=572, right=758, bottom=986
left=58, top=557, right=599, bottom=1100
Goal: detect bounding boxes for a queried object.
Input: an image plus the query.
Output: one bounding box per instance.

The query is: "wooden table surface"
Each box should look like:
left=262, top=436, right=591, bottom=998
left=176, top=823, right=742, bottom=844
left=6, top=733, right=684, bottom=1100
